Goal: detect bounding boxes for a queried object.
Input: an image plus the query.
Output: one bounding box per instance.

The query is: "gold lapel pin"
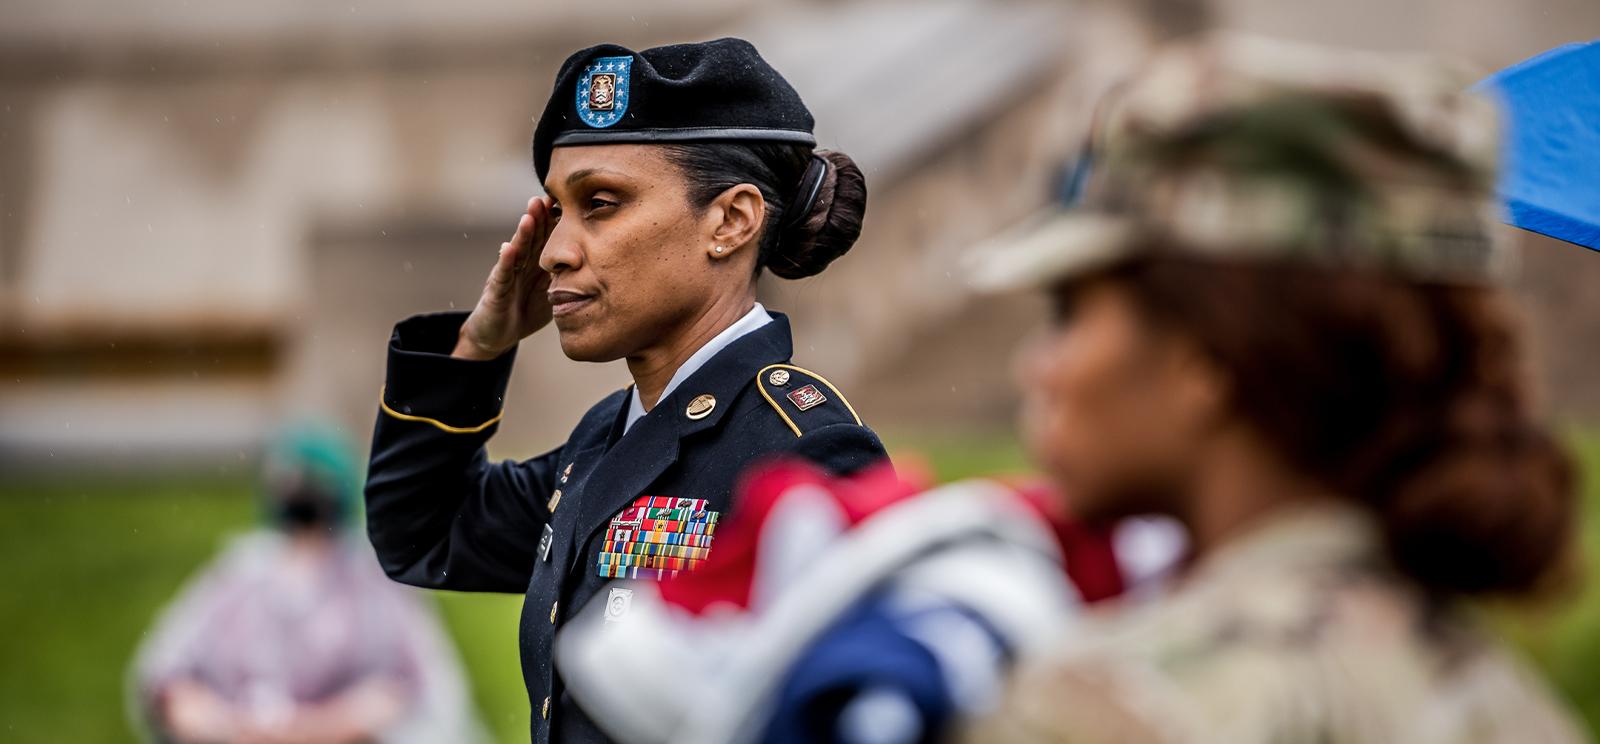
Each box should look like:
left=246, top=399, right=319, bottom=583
left=547, top=489, right=562, bottom=512
left=768, top=369, right=791, bottom=386
left=686, top=394, right=717, bottom=420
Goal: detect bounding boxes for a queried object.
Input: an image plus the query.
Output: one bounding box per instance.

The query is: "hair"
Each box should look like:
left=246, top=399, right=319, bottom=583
left=1106, top=254, right=1577, bottom=599
left=663, top=143, right=867, bottom=279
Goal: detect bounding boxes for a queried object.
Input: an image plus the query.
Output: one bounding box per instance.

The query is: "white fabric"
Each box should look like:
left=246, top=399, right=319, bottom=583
left=624, top=303, right=774, bottom=435
left=552, top=479, right=1075, bottom=744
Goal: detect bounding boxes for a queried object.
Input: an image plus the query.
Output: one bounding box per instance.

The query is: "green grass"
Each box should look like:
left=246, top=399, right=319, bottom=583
left=0, top=472, right=532, bottom=744
left=432, top=593, right=528, bottom=741
left=1495, top=429, right=1600, bottom=730
left=0, top=474, right=257, bottom=743
left=1, top=431, right=1596, bottom=742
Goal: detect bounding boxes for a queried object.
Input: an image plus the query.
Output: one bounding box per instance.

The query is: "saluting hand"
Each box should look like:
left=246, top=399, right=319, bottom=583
left=453, top=197, right=557, bottom=360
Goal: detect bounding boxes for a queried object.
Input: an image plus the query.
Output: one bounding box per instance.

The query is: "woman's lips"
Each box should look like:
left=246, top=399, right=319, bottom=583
left=548, top=289, right=595, bottom=318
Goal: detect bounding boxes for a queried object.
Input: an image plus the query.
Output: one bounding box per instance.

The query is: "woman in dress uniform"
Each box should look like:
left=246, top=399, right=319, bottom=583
left=363, top=38, right=886, bottom=744
left=963, top=36, right=1587, bottom=743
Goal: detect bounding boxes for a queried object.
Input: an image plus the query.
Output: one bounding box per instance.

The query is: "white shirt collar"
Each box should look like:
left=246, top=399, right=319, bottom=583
left=624, top=302, right=775, bottom=434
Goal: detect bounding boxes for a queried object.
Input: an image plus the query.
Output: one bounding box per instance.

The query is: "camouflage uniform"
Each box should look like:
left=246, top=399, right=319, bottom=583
left=964, top=503, right=1585, bottom=743
left=970, top=33, right=1511, bottom=290
left=964, top=34, right=1588, bottom=744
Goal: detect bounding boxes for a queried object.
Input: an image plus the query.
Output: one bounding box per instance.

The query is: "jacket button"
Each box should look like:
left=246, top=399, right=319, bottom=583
left=542, top=696, right=550, bottom=719
left=550, top=601, right=558, bottom=624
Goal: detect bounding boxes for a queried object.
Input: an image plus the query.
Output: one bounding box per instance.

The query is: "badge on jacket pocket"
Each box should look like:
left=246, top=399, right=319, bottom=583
left=596, top=496, right=719, bottom=579
left=604, top=587, right=633, bottom=624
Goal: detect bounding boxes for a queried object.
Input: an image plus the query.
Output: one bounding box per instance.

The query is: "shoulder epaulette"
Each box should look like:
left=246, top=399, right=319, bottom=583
left=755, top=364, right=864, bottom=437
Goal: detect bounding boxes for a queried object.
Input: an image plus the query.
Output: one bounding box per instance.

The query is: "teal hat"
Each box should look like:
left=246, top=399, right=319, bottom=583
left=260, top=421, right=361, bottom=527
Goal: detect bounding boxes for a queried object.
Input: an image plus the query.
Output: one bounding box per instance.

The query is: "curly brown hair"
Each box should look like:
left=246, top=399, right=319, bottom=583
left=1107, top=253, right=1577, bottom=597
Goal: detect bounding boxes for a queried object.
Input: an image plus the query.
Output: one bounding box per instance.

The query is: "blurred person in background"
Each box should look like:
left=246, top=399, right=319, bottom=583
left=963, top=34, right=1588, bottom=743
left=363, top=38, right=885, bottom=743
left=131, top=424, right=484, bottom=744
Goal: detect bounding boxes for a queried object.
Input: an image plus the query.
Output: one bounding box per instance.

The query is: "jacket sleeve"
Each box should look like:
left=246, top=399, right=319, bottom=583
left=787, top=422, right=889, bottom=477
left=364, top=311, right=558, bottom=593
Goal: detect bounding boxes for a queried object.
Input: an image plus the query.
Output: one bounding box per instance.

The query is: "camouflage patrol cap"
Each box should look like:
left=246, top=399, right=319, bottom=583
left=970, top=34, right=1511, bottom=290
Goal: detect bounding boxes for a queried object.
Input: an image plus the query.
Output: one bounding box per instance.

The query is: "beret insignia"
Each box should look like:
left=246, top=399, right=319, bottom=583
left=577, top=56, right=631, bottom=129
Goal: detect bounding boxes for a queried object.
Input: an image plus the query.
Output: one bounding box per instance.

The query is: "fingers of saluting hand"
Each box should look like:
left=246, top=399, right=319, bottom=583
left=511, top=212, right=537, bottom=269
left=489, top=212, right=537, bottom=293
left=514, top=197, right=557, bottom=272
left=536, top=196, right=557, bottom=247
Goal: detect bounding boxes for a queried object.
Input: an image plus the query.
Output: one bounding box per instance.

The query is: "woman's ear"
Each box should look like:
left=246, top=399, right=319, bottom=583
left=705, top=184, right=766, bottom=261
left=1165, top=335, right=1230, bottom=433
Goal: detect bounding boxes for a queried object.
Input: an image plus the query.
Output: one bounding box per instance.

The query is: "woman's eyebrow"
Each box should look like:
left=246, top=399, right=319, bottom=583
left=551, top=167, right=626, bottom=191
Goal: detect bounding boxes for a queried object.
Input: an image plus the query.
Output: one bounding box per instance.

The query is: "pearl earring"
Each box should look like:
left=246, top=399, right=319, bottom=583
left=714, top=245, right=725, bottom=254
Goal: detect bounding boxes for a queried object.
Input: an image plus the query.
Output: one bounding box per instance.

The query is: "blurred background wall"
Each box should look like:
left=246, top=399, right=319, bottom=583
left=3, top=0, right=1597, bottom=466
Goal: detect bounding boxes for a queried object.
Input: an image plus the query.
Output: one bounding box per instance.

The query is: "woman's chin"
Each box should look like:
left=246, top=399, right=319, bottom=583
left=554, top=325, right=623, bottom=363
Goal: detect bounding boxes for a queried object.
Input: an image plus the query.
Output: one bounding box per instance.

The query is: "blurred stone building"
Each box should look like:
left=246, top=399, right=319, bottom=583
left=1, top=0, right=1597, bottom=466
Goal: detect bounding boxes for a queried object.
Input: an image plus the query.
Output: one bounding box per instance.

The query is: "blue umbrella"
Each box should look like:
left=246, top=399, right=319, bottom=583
left=1477, top=40, right=1600, bottom=251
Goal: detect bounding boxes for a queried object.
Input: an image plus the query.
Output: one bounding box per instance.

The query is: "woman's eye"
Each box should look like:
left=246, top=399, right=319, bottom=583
left=1049, top=293, right=1079, bottom=327
left=588, top=197, right=619, bottom=212
left=548, top=203, right=563, bottom=219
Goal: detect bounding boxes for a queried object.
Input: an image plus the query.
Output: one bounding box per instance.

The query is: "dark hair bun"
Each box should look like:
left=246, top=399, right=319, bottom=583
left=1116, top=259, right=1579, bottom=600
left=769, top=150, right=867, bottom=280
left=1379, top=417, right=1577, bottom=597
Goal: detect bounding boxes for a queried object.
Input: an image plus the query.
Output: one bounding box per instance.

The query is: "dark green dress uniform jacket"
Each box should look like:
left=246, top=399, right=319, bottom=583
left=364, top=310, right=887, bottom=744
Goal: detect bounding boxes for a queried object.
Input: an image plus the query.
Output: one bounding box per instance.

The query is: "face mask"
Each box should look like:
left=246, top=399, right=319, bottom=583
left=273, top=485, right=339, bottom=531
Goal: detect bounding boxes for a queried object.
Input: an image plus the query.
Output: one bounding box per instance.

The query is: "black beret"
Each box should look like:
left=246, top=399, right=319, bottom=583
left=532, top=38, right=817, bottom=182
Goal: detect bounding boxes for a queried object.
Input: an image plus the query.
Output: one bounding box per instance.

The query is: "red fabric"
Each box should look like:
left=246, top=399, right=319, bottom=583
left=655, top=461, right=1127, bottom=614
left=657, top=461, right=920, bottom=615
left=1009, top=482, right=1126, bottom=603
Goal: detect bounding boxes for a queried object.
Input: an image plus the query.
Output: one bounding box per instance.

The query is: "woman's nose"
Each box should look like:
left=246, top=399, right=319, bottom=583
left=538, top=221, right=583, bottom=274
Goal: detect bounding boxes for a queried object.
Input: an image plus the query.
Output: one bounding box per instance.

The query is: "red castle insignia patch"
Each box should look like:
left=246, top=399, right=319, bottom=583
left=786, top=384, right=827, bottom=412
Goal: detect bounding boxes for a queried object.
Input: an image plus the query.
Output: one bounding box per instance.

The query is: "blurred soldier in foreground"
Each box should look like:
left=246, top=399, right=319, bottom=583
left=963, top=34, right=1588, bottom=743
left=131, top=425, right=484, bottom=744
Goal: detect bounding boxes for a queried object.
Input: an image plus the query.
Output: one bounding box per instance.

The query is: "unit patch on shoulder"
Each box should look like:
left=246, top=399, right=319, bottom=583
left=786, top=384, right=827, bottom=411
left=756, top=364, right=865, bottom=437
